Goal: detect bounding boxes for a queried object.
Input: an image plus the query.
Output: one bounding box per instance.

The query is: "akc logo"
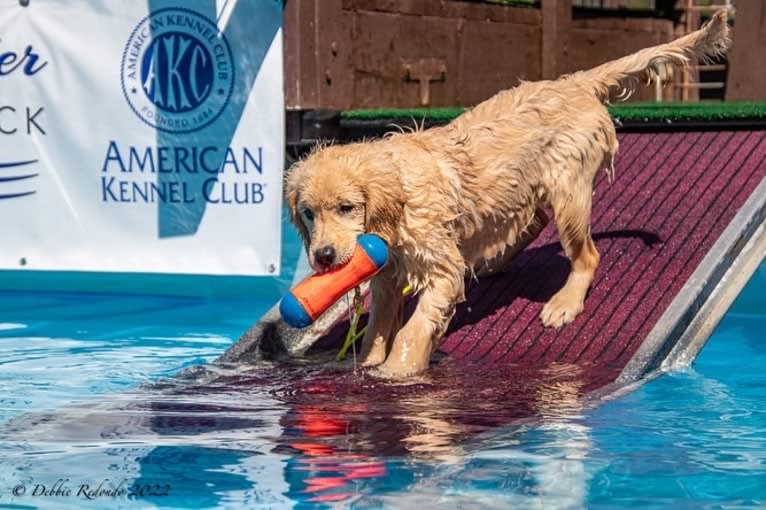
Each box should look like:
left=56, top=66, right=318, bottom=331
left=120, top=8, right=234, bottom=133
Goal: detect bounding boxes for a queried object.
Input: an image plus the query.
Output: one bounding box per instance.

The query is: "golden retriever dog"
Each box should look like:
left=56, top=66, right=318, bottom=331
left=285, top=11, right=729, bottom=377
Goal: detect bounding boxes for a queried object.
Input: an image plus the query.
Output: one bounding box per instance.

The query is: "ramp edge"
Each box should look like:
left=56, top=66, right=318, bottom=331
left=615, top=173, right=766, bottom=386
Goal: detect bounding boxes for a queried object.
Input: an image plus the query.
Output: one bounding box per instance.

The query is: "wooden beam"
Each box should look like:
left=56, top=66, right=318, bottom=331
left=541, top=0, right=572, bottom=80
left=726, top=0, right=766, bottom=101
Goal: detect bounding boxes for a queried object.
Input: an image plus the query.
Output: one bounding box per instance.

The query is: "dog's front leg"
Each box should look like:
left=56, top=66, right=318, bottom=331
left=360, top=268, right=404, bottom=367
left=376, top=263, right=464, bottom=377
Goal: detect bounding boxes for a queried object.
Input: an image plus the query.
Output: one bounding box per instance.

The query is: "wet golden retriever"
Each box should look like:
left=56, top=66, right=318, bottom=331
left=285, top=11, right=729, bottom=377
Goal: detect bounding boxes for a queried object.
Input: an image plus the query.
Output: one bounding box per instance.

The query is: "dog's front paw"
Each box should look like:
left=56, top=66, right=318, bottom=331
left=369, top=361, right=421, bottom=379
left=371, top=348, right=430, bottom=378
left=367, top=365, right=400, bottom=379
left=360, top=337, right=388, bottom=367
left=540, top=290, right=584, bottom=328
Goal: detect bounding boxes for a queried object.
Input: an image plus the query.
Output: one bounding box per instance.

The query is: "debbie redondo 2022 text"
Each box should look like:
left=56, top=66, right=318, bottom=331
left=11, top=478, right=171, bottom=500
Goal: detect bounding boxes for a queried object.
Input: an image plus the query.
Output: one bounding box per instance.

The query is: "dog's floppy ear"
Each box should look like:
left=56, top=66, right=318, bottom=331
left=284, top=163, right=310, bottom=252
left=363, top=163, right=404, bottom=246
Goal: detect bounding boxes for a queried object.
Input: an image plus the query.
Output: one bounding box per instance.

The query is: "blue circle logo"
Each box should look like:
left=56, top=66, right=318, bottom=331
left=121, top=8, right=234, bottom=133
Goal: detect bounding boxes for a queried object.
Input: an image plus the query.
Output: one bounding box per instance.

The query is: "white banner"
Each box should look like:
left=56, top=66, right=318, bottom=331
left=0, top=0, right=284, bottom=276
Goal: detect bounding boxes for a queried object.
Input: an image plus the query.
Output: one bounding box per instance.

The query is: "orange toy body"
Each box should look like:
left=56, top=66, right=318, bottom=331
left=280, top=234, right=388, bottom=328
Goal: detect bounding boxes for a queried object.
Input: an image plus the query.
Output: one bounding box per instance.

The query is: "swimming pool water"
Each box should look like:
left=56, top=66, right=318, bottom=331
left=0, top=260, right=764, bottom=509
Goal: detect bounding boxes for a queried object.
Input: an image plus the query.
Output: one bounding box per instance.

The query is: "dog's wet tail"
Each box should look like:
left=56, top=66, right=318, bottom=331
left=571, top=9, right=730, bottom=102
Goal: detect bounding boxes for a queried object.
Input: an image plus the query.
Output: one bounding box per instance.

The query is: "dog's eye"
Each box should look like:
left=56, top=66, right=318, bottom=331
left=338, top=204, right=355, bottom=215
left=301, top=209, right=314, bottom=222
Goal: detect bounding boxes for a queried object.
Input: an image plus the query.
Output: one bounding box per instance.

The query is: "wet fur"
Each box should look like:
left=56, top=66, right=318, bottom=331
left=285, top=12, right=730, bottom=377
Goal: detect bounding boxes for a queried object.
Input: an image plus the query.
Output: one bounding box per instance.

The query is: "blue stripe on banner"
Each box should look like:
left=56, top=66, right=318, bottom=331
left=150, top=0, right=283, bottom=238
left=0, top=160, right=38, bottom=169
left=0, top=174, right=38, bottom=183
left=0, top=191, right=36, bottom=200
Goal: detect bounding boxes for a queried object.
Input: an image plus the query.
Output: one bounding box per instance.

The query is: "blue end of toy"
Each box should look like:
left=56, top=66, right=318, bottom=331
left=357, top=233, right=389, bottom=268
left=280, top=292, right=312, bottom=329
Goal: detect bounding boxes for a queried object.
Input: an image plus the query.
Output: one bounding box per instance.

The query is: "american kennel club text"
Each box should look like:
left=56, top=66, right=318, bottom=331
left=101, top=142, right=267, bottom=205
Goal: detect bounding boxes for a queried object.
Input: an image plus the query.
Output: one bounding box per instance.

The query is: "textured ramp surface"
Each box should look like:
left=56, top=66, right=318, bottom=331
left=440, top=130, right=766, bottom=376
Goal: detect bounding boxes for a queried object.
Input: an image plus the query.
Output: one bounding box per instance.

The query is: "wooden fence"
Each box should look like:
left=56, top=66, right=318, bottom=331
left=283, top=0, right=678, bottom=110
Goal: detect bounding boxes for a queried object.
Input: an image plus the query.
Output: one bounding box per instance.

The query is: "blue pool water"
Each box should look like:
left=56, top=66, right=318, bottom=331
left=0, top=255, right=764, bottom=509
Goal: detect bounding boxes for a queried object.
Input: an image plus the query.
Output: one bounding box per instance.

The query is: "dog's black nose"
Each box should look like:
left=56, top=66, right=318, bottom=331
left=314, top=246, right=336, bottom=268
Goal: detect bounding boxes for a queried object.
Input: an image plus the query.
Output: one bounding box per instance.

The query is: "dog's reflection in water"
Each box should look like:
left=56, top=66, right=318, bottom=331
left=270, top=360, right=594, bottom=503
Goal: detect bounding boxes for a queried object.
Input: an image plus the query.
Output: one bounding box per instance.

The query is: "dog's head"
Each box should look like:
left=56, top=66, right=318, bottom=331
left=285, top=143, right=404, bottom=272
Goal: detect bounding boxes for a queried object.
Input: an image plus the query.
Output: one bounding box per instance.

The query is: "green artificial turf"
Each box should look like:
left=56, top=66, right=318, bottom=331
left=341, top=102, right=766, bottom=123
left=342, top=107, right=466, bottom=121
left=608, top=102, right=766, bottom=121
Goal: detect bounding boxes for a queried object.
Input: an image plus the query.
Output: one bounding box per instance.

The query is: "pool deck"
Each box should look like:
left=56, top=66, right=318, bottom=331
left=224, top=127, right=766, bottom=399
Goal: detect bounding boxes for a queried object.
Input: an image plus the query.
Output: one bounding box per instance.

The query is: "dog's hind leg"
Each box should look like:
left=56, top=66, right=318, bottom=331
left=541, top=185, right=600, bottom=328
left=475, top=207, right=549, bottom=278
